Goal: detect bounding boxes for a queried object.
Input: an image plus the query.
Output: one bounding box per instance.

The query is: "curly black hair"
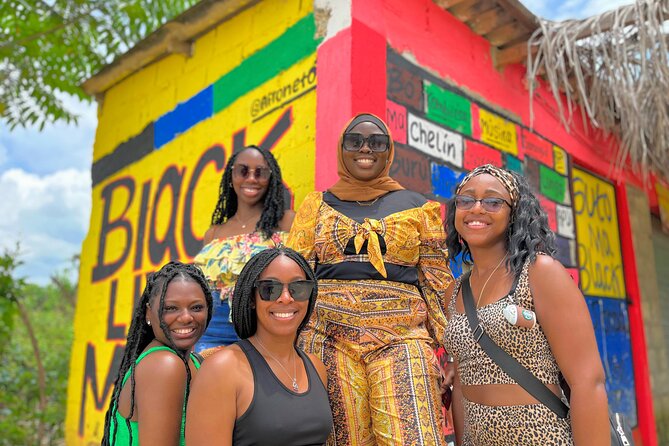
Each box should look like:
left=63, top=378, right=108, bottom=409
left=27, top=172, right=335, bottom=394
left=210, top=145, right=286, bottom=239
left=445, top=170, right=556, bottom=277
left=231, top=246, right=317, bottom=340
left=101, top=261, right=213, bottom=446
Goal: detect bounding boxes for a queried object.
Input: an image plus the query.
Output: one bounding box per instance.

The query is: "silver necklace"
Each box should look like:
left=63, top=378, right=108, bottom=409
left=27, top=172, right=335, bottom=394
left=254, top=336, right=298, bottom=391
left=233, top=213, right=256, bottom=229
left=474, top=255, right=507, bottom=308
left=355, top=196, right=380, bottom=206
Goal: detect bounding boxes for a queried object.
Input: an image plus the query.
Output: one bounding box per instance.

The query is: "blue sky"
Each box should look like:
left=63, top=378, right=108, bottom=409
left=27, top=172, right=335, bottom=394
left=0, top=0, right=633, bottom=284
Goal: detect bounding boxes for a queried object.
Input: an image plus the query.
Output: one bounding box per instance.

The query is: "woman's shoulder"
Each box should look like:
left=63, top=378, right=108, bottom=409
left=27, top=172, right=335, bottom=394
left=392, top=189, right=428, bottom=206
left=134, top=347, right=189, bottom=383
left=201, top=344, right=249, bottom=371
left=203, top=223, right=232, bottom=244
left=278, top=209, right=296, bottom=231
left=528, top=253, right=562, bottom=274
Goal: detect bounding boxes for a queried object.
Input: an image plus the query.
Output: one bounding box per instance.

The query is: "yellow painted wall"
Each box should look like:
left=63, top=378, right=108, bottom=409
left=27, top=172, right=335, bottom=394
left=65, top=1, right=317, bottom=443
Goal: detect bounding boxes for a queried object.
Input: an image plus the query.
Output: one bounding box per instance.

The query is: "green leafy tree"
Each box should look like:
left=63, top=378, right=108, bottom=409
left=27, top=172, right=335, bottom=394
left=0, top=0, right=197, bottom=129
left=0, top=248, right=78, bottom=445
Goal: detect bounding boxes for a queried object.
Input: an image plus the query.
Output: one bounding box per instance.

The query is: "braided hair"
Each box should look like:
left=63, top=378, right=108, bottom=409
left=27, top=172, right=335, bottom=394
left=231, top=246, right=317, bottom=340
left=446, top=170, right=556, bottom=277
left=101, top=261, right=213, bottom=446
left=210, top=145, right=287, bottom=239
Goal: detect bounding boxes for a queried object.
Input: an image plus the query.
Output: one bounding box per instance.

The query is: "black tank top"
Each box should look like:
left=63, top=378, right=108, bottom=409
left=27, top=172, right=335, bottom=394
left=232, top=339, right=333, bottom=445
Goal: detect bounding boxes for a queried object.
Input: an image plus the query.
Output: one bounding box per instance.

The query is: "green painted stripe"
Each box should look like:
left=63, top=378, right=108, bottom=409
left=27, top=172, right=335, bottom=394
left=213, top=13, right=321, bottom=113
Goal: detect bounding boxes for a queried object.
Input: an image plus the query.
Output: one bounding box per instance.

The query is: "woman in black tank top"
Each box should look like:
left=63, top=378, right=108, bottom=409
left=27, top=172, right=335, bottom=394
left=186, top=247, right=333, bottom=445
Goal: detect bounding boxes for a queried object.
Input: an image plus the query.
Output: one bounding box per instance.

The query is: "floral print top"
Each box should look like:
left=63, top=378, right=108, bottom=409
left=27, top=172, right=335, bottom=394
left=194, top=231, right=287, bottom=301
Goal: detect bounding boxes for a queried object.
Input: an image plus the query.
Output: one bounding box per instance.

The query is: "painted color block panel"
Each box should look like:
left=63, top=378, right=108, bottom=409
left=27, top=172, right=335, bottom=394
left=573, top=168, right=625, bottom=299
left=585, top=296, right=637, bottom=426
left=387, top=56, right=423, bottom=110
left=213, top=14, right=320, bottom=113
left=566, top=267, right=580, bottom=287
left=154, top=86, right=213, bottom=149
left=525, top=159, right=541, bottom=191
left=553, top=145, right=568, bottom=175
left=464, top=140, right=502, bottom=170
left=655, top=181, right=669, bottom=233
left=390, top=145, right=431, bottom=193
left=556, top=235, right=577, bottom=267
left=556, top=204, right=575, bottom=239
left=539, top=195, right=557, bottom=232
left=431, top=163, right=465, bottom=200
left=424, top=82, right=472, bottom=136
left=386, top=100, right=407, bottom=144
left=407, top=113, right=463, bottom=167
left=505, top=154, right=523, bottom=174
left=539, top=165, right=568, bottom=204
left=522, top=129, right=553, bottom=167
left=477, top=108, right=518, bottom=155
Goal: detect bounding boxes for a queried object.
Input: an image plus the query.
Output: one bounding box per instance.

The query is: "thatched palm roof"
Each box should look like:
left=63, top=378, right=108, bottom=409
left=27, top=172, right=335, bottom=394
left=526, top=0, right=669, bottom=179
left=439, top=0, right=669, bottom=179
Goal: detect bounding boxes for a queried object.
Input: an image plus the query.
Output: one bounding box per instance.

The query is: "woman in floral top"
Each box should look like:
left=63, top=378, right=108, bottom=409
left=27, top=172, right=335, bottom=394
left=194, top=145, right=294, bottom=354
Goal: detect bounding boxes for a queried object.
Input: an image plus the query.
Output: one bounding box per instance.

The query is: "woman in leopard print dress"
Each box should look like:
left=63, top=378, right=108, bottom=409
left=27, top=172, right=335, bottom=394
left=442, top=165, right=609, bottom=445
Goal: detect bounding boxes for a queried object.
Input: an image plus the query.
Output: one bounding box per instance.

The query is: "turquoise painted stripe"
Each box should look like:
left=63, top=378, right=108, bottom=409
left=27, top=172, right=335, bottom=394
left=213, top=13, right=321, bottom=113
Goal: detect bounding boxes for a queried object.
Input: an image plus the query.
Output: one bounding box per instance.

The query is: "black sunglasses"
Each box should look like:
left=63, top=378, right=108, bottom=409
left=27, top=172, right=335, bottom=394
left=254, top=279, right=315, bottom=302
left=454, top=195, right=512, bottom=213
left=342, top=133, right=390, bottom=152
left=232, top=164, right=271, bottom=181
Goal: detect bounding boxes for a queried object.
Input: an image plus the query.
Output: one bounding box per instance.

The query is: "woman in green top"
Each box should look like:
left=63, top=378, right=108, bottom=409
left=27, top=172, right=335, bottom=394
left=101, top=261, right=213, bottom=446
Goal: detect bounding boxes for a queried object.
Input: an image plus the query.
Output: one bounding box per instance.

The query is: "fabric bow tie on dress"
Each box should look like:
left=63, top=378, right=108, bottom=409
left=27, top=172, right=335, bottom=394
left=354, top=218, right=387, bottom=278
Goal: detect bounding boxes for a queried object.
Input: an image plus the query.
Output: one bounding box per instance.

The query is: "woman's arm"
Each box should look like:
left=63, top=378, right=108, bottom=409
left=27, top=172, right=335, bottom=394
left=134, top=351, right=189, bottom=446
left=278, top=209, right=296, bottom=232
left=451, top=365, right=465, bottom=446
left=203, top=226, right=217, bottom=245
left=416, top=201, right=453, bottom=345
left=530, top=255, right=609, bottom=446
left=185, top=349, right=243, bottom=446
left=286, top=192, right=322, bottom=270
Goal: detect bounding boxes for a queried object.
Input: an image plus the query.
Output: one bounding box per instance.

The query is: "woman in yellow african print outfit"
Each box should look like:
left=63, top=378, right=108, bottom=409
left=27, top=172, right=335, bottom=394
left=288, top=113, right=452, bottom=446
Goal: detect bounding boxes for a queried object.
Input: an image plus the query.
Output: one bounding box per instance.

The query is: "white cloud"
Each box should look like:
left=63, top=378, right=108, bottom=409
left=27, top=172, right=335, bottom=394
left=0, top=168, right=91, bottom=284
left=0, top=94, right=96, bottom=175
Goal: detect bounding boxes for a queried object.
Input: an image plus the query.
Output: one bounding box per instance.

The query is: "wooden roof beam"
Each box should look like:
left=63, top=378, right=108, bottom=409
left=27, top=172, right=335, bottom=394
left=449, top=0, right=493, bottom=23
left=469, top=6, right=512, bottom=36
left=433, top=0, right=469, bottom=8
left=485, top=20, right=530, bottom=46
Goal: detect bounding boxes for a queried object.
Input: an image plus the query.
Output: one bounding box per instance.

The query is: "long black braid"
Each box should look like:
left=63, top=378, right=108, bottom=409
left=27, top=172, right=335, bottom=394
left=231, top=246, right=317, bottom=340
left=210, top=145, right=287, bottom=239
left=101, top=261, right=213, bottom=446
left=445, top=170, right=556, bottom=278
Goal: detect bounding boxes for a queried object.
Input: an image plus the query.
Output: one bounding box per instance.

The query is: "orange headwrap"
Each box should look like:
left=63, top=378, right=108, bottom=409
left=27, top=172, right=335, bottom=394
left=328, top=113, right=404, bottom=201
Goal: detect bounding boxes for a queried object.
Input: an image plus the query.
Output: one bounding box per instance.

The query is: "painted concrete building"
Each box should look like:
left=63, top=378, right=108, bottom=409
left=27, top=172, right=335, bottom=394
left=65, top=0, right=667, bottom=444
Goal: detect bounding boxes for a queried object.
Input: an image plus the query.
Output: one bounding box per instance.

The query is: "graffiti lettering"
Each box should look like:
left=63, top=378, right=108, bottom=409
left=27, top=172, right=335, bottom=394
left=578, top=242, right=623, bottom=296
left=408, top=113, right=463, bottom=166
left=573, top=177, right=613, bottom=222
left=250, top=65, right=316, bottom=118
left=148, top=166, right=184, bottom=266
left=387, top=61, right=422, bottom=109
left=78, top=343, right=124, bottom=436
left=92, top=178, right=135, bottom=281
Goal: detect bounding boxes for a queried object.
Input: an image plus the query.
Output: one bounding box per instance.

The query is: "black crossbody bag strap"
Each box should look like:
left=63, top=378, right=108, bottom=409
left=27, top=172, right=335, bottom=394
left=461, top=272, right=569, bottom=419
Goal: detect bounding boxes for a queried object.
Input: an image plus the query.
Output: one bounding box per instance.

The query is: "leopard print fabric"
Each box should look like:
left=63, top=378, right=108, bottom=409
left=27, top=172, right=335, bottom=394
left=443, top=258, right=561, bottom=386
left=462, top=397, right=573, bottom=445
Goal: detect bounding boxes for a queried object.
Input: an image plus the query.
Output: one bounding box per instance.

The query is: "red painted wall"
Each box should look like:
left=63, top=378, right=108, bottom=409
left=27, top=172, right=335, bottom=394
left=315, top=1, right=658, bottom=444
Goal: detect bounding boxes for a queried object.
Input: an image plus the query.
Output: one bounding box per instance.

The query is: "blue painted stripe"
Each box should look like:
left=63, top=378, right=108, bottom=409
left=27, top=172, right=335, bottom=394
left=431, top=163, right=465, bottom=200
left=154, top=86, right=213, bottom=149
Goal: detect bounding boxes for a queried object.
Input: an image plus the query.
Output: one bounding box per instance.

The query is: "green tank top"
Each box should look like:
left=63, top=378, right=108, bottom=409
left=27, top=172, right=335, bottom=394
left=108, top=346, right=201, bottom=445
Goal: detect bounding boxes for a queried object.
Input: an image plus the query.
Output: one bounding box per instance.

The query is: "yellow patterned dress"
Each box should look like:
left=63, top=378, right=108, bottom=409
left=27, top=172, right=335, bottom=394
left=288, top=190, right=452, bottom=446
left=193, top=231, right=286, bottom=352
